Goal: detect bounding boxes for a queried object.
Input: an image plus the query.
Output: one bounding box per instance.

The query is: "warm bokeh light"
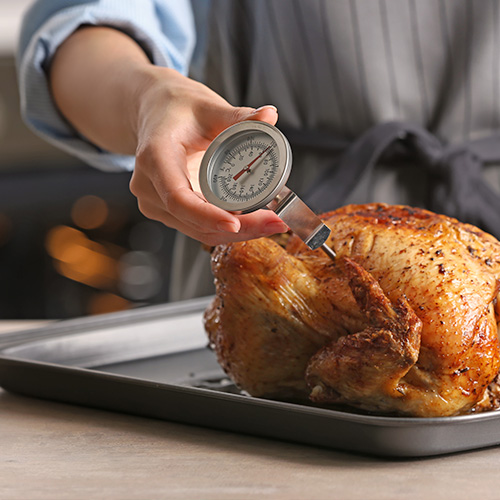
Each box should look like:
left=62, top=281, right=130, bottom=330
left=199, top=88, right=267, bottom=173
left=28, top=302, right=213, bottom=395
left=71, top=195, right=109, bottom=230
left=87, top=292, right=131, bottom=315
left=45, top=225, right=120, bottom=289
left=45, top=225, right=87, bottom=259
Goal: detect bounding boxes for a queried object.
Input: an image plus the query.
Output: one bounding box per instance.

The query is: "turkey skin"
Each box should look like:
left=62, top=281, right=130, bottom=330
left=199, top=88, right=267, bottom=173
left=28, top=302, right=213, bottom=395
left=203, top=204, right=500, bottom=417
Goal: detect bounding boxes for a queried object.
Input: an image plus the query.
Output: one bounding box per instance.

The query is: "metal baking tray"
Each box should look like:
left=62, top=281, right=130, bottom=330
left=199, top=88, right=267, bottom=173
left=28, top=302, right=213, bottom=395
left=1, top=296, right=500, bottom=458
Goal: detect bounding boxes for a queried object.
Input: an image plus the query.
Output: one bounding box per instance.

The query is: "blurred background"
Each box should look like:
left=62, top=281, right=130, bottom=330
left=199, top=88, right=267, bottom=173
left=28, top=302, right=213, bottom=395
left=0, top=1, right=177, bottom=319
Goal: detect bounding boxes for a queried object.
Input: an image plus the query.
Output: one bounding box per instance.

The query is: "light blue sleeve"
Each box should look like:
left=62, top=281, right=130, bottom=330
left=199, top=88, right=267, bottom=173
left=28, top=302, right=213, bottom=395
left=17, top=0, right=196, bottom=172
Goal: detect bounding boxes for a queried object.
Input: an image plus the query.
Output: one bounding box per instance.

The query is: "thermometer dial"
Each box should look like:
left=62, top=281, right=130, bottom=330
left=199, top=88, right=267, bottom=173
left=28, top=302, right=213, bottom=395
left=199, top=121, right=291, bottom=213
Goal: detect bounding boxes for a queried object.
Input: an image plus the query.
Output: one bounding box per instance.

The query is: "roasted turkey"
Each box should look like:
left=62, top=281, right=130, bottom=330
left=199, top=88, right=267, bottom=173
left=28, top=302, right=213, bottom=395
left=203, top=204, right=500, bottom=417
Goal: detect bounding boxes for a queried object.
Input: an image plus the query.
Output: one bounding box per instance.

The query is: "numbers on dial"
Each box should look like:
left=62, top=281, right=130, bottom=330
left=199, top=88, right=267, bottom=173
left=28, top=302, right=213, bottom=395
left=211, top=133, right=279, bottom=203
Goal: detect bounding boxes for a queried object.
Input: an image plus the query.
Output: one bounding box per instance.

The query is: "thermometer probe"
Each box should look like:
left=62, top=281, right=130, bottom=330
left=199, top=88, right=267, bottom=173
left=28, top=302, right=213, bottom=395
left=199, top=121, right=336, bottom=260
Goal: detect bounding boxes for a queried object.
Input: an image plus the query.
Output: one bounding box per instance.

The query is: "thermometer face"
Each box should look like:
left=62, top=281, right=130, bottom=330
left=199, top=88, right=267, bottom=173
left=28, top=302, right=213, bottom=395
left=199, top=121, right=292, bottom=213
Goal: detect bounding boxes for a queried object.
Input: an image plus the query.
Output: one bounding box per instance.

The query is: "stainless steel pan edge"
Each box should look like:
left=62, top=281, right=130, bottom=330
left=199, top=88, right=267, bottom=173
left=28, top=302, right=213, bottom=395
left=0, top=296, right=214, bottom=350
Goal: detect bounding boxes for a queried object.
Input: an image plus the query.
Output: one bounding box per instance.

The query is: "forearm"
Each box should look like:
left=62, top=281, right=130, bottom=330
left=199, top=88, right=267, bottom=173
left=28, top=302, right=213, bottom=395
left=49, top=26, right=152, bottom=155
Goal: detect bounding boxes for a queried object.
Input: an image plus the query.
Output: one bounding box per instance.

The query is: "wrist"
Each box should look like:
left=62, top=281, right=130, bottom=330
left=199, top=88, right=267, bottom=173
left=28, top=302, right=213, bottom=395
left=132, top=66, right=186, bottom=133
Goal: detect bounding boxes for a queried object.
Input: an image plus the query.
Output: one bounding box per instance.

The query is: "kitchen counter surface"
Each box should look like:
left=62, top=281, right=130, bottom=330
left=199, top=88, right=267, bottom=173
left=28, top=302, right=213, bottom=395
left=2, top=322, right=500, bottom=500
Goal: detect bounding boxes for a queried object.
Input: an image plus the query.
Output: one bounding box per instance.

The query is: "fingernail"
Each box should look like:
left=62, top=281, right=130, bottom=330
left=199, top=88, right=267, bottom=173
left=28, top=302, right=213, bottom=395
left=217, top=220, right=240, bottom=233
left=253, top=105, right=278, bottom=114
left=264, top=221, right=288, bottom=234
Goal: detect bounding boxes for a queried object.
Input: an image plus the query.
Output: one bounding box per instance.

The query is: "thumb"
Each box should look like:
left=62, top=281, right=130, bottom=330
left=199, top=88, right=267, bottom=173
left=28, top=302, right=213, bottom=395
left=226, top=104, right=278, bottom=128
left=244, top=104, right=279, bottom=126
left=209, top=104, right=278, bottom=139
left=244, top=104, right=278, bottom=125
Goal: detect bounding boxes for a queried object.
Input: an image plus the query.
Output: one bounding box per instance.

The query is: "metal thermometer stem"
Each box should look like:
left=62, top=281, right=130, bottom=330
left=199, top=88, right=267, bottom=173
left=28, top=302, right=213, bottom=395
left=267, top=186, right=336, bottom=259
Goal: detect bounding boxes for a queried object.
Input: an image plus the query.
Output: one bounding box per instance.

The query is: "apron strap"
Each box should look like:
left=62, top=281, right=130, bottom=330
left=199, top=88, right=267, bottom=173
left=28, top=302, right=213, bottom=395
left=292, top=121, right=500, bottom=237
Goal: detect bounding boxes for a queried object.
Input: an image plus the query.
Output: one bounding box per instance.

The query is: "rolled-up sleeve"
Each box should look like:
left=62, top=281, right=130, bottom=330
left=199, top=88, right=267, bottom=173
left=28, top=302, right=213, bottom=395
left=17, top=0, right=196, bottom=172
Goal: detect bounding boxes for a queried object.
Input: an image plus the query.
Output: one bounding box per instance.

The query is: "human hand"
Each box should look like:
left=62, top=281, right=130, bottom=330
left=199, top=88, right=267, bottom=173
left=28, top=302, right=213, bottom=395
left=130, top=68, right=288, bottom=246
left=50, top=26, right=287, bottom=245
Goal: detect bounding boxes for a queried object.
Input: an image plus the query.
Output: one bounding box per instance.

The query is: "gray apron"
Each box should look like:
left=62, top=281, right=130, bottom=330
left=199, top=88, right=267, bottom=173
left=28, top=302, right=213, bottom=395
left=170, top=0, right=500, bottom=301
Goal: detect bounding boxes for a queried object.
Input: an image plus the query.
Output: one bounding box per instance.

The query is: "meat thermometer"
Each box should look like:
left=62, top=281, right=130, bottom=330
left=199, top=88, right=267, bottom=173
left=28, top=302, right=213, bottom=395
left=199, top=121, right=336, bottom=259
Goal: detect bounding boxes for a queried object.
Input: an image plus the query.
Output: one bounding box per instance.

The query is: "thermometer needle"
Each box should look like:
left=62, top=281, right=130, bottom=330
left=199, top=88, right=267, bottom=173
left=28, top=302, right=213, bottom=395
left=233, top=145, right=272, bottom=181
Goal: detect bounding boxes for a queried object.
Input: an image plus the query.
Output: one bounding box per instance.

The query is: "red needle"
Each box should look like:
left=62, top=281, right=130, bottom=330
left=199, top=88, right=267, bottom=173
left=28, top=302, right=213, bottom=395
left=232, top=145, right=272, bottom=181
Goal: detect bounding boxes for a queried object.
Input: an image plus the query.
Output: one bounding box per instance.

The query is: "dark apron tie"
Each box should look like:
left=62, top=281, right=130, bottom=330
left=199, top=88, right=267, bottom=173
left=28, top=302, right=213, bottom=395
left=283, top=121, right=500, bottom=238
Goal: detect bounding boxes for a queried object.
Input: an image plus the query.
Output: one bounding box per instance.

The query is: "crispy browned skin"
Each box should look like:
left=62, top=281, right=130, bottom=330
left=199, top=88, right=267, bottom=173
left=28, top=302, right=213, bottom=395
left=204, top=204, right=500, bottom=417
